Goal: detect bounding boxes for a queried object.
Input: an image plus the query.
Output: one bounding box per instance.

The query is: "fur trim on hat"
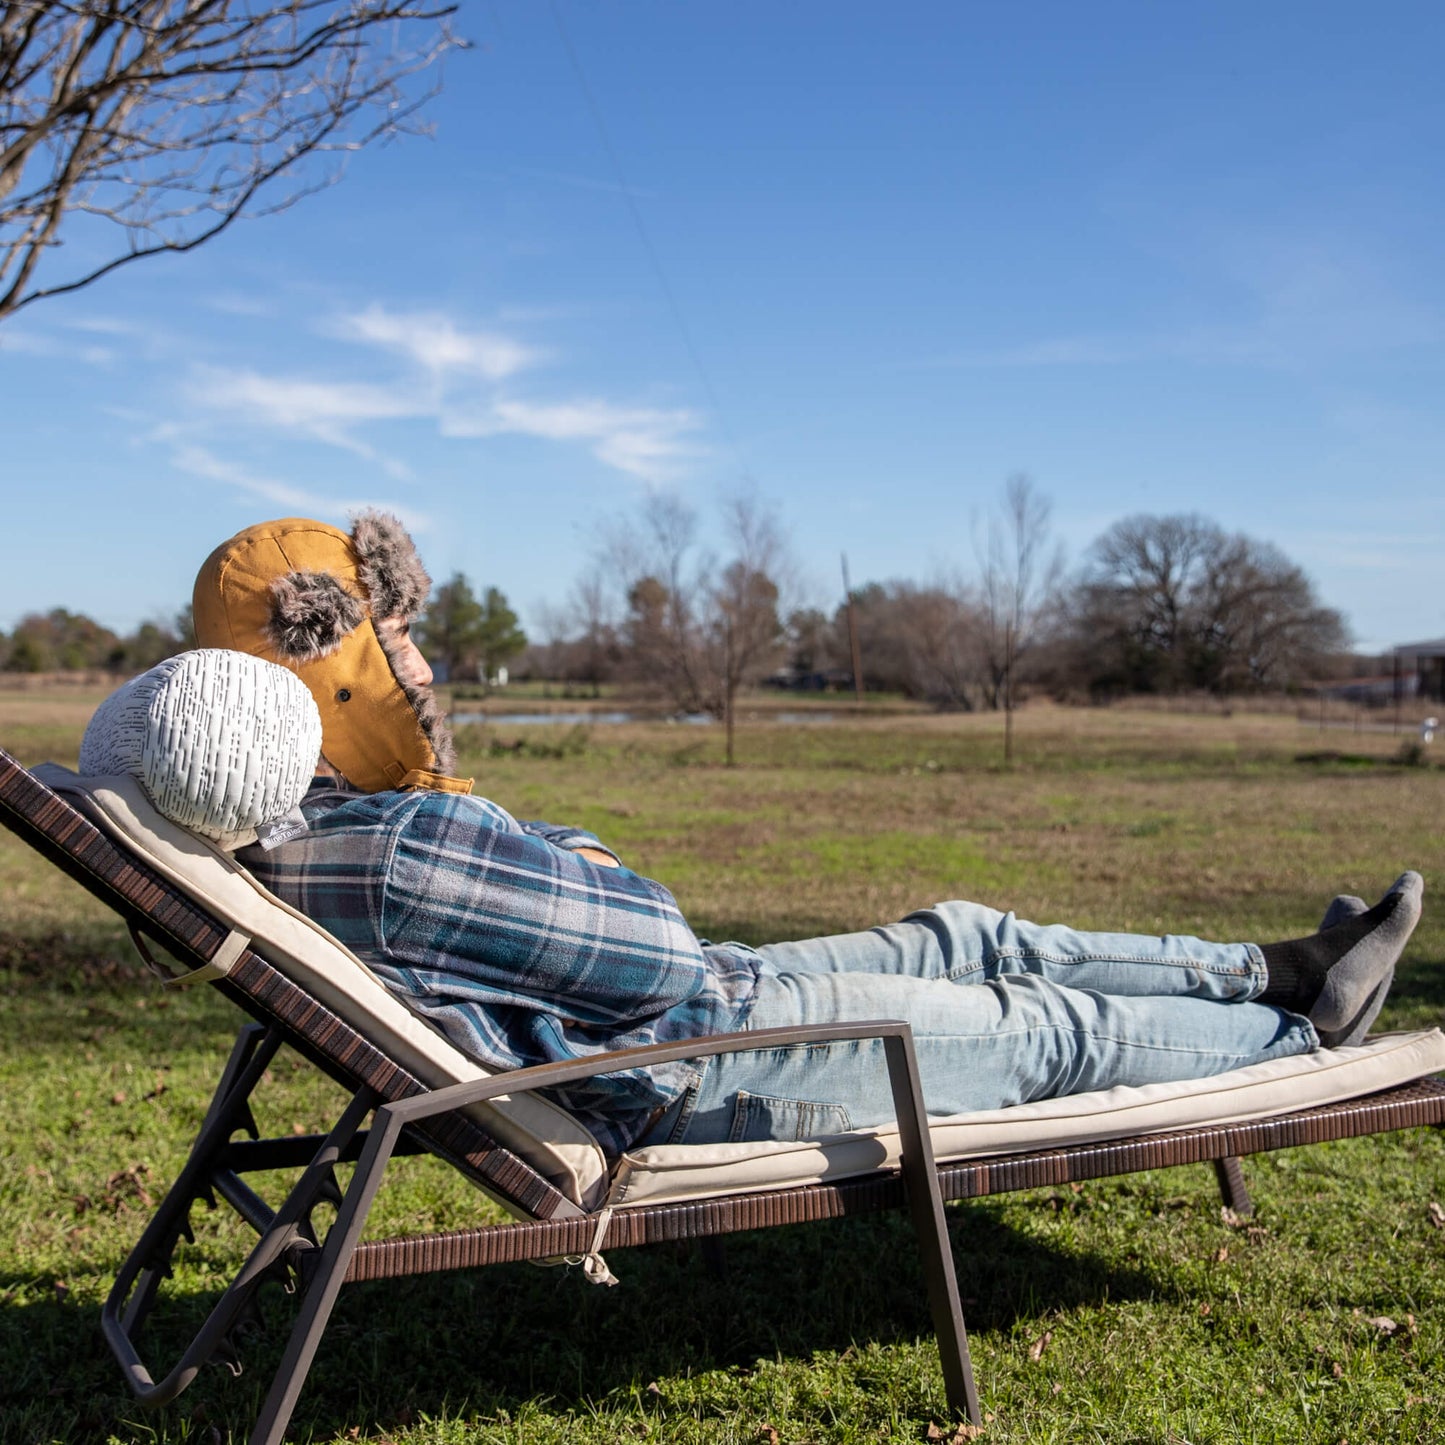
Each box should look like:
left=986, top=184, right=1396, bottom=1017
left=374, top=624, right=458, bottom=773
left=352, top=510, right=432, bottom=622
left=265, top=570, right=366, bottom=662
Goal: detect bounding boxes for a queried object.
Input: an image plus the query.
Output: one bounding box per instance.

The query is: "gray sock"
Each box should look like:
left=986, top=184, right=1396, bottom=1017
left=1316, top=966, right=1395, bottom=1049
left=1307, top=872, right=1421, bottom=1040
left=1319, top=895, right=1367, bottom=930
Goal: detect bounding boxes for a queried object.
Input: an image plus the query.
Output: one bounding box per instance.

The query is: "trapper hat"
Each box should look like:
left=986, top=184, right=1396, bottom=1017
left=192, top=513, right=472, bottom=795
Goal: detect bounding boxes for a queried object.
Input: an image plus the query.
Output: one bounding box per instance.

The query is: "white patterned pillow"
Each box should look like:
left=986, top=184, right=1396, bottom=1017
left=79, top=650, right=322, bottom=849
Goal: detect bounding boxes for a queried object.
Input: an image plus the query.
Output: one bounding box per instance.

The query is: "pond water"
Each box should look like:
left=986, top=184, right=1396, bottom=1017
left=451, top=710, right=838, bottom=727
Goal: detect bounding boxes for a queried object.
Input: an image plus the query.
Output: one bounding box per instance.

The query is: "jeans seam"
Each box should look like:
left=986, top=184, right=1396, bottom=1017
left=660, top=1063, right=706, bottom=1144
left=983, top=946, right=1255, bottom=977
left=904, top=1021, right=1315, bottom=1059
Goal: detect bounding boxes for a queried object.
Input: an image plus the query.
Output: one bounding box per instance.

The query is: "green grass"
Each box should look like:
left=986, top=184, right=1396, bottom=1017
left=2, top=694, right=1444, bottom=1442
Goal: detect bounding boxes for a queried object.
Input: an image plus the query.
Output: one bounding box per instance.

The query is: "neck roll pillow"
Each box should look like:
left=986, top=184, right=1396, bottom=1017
left=79, top=649, right=323, bottom=850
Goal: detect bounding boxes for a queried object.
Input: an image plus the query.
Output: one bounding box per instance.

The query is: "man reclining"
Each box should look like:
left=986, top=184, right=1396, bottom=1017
left=193, top=513, right=1423, bottom=1158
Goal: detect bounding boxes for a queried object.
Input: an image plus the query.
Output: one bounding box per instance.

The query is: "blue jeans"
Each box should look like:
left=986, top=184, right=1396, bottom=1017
left=640, top=901, right=1318, bottom=1146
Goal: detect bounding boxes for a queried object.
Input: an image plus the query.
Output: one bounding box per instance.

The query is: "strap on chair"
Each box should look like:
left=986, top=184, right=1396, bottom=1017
left=128, top=920, right=251, bottom=988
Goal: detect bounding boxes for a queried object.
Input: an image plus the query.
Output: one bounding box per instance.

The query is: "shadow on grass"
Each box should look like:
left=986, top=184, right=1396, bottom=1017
left=0, top=1204, right=1170, bottom=1443
left=1381, top=951, right=1445, bottom=1029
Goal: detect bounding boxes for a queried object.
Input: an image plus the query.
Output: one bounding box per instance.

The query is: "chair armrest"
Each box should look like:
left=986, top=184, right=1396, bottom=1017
left=379, top=1019, right=918, bottom=1128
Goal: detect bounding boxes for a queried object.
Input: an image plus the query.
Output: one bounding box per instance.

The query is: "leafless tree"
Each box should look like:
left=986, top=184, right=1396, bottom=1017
left=0, top=0, right=460, bottom=321
left=833, top=579, right=983, bottom=707
left=566, top=564, right=618, bottom=697
left=604, top=490, right=790, bottom=763
left=704, top=493, right=788, bottom=765
left=528, top=599, right=572, bottom=692
left=975, top=473, right=1065, bottom=712
left=1084, top=513, right=1217, bottom=679
left=612, top=491, right=709, bottom=713
left=1075, top=513, right=1346, bottom=695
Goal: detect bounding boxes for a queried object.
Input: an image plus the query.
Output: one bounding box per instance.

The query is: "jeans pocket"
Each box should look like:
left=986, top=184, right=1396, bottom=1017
left=728, top=1090, right=852, bottom=1143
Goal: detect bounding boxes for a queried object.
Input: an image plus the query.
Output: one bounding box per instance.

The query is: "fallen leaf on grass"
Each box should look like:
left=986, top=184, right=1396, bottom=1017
left=1429, top=1201, right=1445, bottom=1229
left=1028, top=1330, right=1053, bottom=1362
left=1367, top=1316, right=1398, bottom=1335
left=1214, top=1246, right=1229, bottom=1263
left=756, top=1428, right=780, bottom=1445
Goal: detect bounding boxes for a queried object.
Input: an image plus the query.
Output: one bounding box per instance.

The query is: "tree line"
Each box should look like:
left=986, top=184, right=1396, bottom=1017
left=516, top=480, right=1349, bottom=722
left=2, top=483, right=1350, bottom=741
left=0, top=606, right=195, bottom=674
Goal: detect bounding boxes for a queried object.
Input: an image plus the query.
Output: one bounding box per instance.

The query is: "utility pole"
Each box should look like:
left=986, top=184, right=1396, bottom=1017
left=1004, top=620, right=1014, bottom=766
left=841, top=553, right=864, bottom=705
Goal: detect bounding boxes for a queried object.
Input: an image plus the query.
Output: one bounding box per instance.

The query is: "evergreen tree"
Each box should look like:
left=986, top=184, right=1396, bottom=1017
left=476, top=587, right=527, bottom=683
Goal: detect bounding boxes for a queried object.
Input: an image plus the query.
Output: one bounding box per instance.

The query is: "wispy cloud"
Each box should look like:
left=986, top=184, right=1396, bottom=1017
left=60, top=315, right=147, bottom=338
left=176, top=301, right=706, bottom=487
left=205, top=292, right=278, bottom=318
left=171, top=444, right=432, bottom=531
left=186, top=366, right=421, bottom=479
left=445, top=396, right=703, bottom=482
left=331, top=305, right=544, bottom=380
left=0, top=327, right=115, bottom=366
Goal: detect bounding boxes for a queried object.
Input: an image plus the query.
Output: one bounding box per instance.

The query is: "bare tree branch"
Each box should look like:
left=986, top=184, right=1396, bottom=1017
left=975, top=473, right=1064, bottom=709
left=0, top=0, right=461, bottom=320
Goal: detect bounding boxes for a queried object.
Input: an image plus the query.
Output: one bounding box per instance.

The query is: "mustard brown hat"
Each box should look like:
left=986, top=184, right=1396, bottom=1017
left=192, top=513, right=472, bottom=795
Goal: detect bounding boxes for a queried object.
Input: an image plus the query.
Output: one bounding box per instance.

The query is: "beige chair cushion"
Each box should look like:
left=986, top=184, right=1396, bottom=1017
left=36, top=766, right=610, bottom=1212
left=607, top=1027, right=1445, bottom=1208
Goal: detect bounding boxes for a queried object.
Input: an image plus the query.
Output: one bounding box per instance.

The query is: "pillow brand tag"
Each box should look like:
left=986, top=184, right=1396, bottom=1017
left=255, top=807, right=310, bottom=851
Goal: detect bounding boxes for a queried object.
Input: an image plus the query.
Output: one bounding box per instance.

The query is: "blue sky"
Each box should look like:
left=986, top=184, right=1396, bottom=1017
left=4, top=1, right=1443, bottom=654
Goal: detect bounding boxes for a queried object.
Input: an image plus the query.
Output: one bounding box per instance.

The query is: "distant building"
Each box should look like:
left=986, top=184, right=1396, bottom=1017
left=1314, top=672, right=1412, bottom=706
left=1395, top=638, right=1445, bottom=703
left=1387, top=638, right=1445, bottom=705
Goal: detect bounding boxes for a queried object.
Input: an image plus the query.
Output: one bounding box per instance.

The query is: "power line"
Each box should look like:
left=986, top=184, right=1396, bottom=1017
left=547, top=0, right=754, bottom=487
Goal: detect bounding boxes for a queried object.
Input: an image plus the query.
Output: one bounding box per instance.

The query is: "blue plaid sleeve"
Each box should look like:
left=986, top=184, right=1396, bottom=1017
left=380, top=792, right=708, bottom=1027
left=518, top=818, right=621, bottom=865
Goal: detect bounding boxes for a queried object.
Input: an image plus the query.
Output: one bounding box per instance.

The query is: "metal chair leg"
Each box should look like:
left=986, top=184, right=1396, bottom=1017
left=1214, top=1156, right=1253, bottom=1217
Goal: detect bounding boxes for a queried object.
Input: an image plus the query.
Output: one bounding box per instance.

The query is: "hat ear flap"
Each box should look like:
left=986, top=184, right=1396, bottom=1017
left=351, top=509, right=432, bottom=620
left=265, top=570, right=366, bottom=662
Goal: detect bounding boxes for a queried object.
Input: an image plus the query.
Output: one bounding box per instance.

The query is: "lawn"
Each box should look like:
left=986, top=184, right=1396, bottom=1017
left=2, top=691, right=1443, bottom=1444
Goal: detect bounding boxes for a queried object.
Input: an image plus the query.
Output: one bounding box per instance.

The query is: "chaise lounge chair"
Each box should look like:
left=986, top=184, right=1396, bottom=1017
left=4, top=744, right=1444, bottom=1445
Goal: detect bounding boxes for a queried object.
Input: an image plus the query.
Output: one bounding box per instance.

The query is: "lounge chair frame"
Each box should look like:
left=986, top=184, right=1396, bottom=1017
left=4, top=744, right=1444, bottom=1445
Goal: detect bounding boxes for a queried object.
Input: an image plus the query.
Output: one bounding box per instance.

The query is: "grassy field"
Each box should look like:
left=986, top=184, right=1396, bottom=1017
left=2, top=689, right=1444, bottom=1444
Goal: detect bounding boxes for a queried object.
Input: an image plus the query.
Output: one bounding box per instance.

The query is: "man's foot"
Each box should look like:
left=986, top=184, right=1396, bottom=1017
left=1320, top=894, right=1367, bottom=930
left=1260, top=873, right=1423, bottom=1038
left=1315, top=966, right=1395, bottom=1049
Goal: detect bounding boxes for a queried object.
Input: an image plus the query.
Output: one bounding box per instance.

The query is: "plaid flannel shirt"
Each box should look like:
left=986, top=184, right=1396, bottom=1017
left=238, top=784, right=760, bottom=1155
